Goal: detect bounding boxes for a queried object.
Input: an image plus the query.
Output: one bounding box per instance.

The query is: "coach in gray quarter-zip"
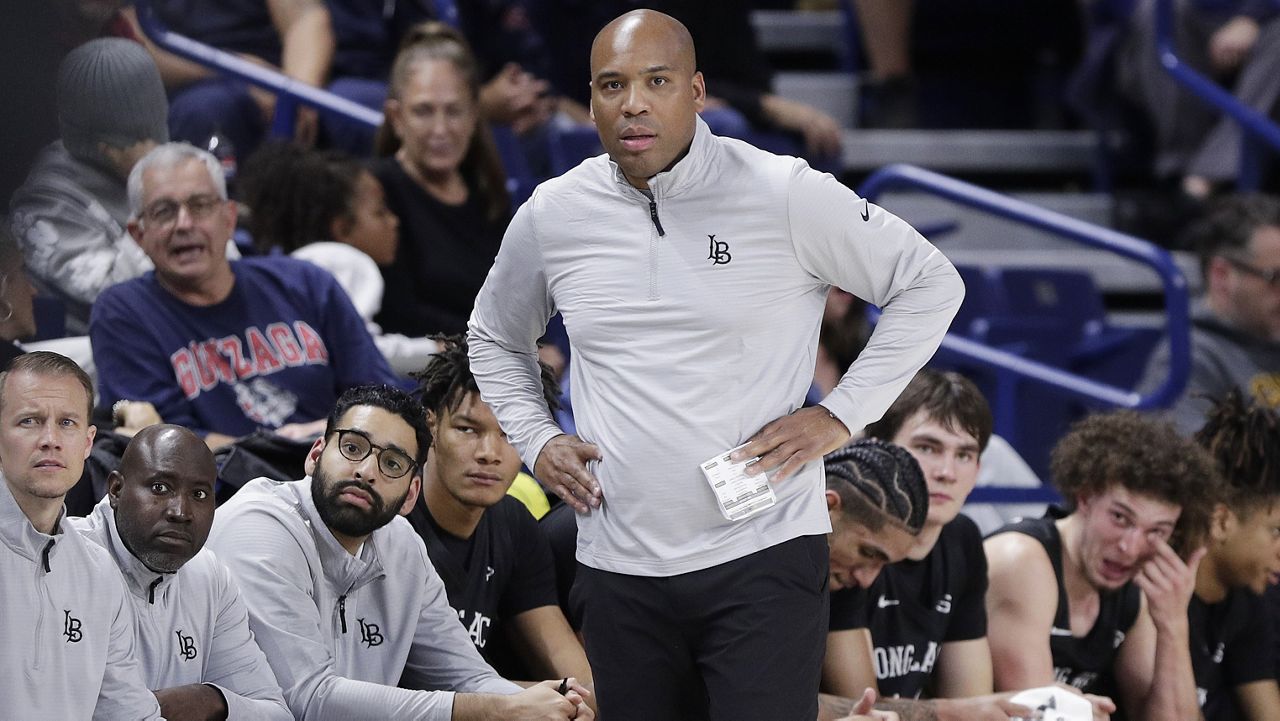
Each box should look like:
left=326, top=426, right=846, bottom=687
left=468, top=9, right=963, bottom=721
left=71, top=424, right=291, bottom=720
left=206, top=384, right=592, bottom=721
left=0, top=351, right=162, bottom=719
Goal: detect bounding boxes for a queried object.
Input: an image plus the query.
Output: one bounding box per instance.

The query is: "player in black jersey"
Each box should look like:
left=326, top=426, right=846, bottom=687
left=1188, top=393, right=1280, bottom=720
left=825, top=370, right=1060, bottom=721
left=985, top=410, right=1219, bottom=721
left=407, top=335, right=595, bottom=711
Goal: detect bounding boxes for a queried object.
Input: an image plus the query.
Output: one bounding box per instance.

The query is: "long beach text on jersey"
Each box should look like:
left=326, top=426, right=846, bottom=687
left=458, top=608, right=492, bottom=649
left=874, top=641, right=939, bottom=683
left=170, top=321, right=330, bottom=399
left=1054, top=666, right=1099, bottom=691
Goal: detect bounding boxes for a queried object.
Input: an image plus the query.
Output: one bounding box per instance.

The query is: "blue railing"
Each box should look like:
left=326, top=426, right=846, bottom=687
left=1154, top=0, right=1280, bottom=189
left=858, top=163, right=1192, bottom=411
left=133, top=0, right=384, bottom=137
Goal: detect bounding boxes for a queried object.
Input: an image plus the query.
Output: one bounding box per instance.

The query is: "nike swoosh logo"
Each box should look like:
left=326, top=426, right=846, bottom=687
left=1050, top=626, right=1074, bottom=637
left=877, top=595, right=899, bottom=609
left=860, top=198, right=870, bottom=221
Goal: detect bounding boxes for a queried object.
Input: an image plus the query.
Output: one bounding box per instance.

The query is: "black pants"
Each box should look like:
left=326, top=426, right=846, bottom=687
left=573, top=534, right=830, bottom=721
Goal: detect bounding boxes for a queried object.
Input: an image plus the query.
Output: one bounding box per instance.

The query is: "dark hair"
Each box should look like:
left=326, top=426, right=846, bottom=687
left=1183, top=193, right=1280, bottom=277
left=238, top=142, right=367, bottom=254
left=413, top=333, right=560, bottom=417
left=0, top=219, right=22, bottom=274
left=866, top=369, right=993, bottom=452
left=325, top=385, right=432, bottom=465
left=1051, top=410, right=1220, bottom=551
left=376, top=21, right=510, bottom=223
left=0, top=351, right=95, bottom=419
left=1195, top=391, right=1280, bottom=517
left=824, top=438, right=928, bottom=535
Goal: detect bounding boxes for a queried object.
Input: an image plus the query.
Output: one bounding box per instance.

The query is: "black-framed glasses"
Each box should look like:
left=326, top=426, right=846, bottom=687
left=1222, top=254, right=1280, bottom=289
left=140, top=193, right=224, bottom=227
left=331, top=428, right=417, bottom=478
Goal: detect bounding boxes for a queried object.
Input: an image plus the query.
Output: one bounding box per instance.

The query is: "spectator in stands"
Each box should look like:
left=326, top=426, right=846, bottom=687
left=70, top=424, right=290, bottom=719
left=407, top=335, right=594, bottom=708
left=237, top=142, right=440, bottom=373
left=852, top=0, right=918, bottom=128
left=90, top=142, right=400, bottom=449
left=324, top=0, right=564, bottom=157
left=9, top=37, right=160, bottom=335
left=122, top=0, right=332, bottom=155
left=827, top=371, right=998, bottom=702
left=1139, top=193, right=1280, bottom=434
left=0, top=351, right=161, bottom=718
left=1187, top=392, right=1280, bottom=719
left=1118, top=0, right=1280, bottom=198
left=0, top=222, right=38, bottom=369
left=534, top=0, right=843, bottom=158
left=206, top=384, right=593, bottom=720
left=984, top=410, right=1218, bottom=720
left=373, top=22, right=511, bottom=338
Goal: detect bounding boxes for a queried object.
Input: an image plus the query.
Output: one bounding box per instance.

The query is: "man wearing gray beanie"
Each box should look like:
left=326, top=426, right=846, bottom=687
left=9, top=37, right=164, bottom=335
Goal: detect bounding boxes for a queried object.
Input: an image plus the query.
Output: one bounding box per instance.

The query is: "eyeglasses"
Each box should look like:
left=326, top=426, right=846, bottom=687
left=1222, top=254, right=1280, bottom=289
left=140, top=194, right=224, bottom=227
left=330, top=428, right=417, bottom=478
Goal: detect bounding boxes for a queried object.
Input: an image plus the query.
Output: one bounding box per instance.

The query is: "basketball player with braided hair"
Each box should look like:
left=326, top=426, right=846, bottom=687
left=1187, top=392, right=1280, bottom=720
left=985, top=410, right=1219, bottom=721
left=817, top=439, right=1039, bottom=721
left=823, top=372, right=1048, bottom=721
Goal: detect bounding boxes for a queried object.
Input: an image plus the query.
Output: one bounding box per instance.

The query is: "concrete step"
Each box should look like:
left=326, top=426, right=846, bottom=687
left=873, top=191, right=1200, bottom=295
left=774, top=71, right=859, bottom=127
left=844, top=129, right=1102, bottom=174
left=750, top=10, right=844, bottom=55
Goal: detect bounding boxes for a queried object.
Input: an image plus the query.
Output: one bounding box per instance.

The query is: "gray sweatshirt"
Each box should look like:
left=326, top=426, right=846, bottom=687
left=71, top=495, right=292, bottom=720
left=469, top=117, right=963, bottom=576
left=0, top=475, right=163, bottom=720
left=8, top=141, right=152, bottom=334
left=1140, top=303, right=1280, bottom=435
left=206, top=477, right=520, bottom=721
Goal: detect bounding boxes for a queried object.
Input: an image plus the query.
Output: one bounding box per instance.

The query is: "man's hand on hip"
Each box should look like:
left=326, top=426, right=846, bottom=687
left=535, top=434, right=603, bottom=512
left=732, top=405, right=851, bottom=481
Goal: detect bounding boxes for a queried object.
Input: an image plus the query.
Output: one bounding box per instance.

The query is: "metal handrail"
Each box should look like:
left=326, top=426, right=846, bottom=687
left=133, top=0, right=384, bottom=137
left=858, top=163, right=1191, bottom=410
left=1154, top=0, right=1280, bottom=189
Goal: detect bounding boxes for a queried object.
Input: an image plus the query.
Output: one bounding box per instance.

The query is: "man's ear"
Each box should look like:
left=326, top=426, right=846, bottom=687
left=1209, top=502, right=1236, bottom=544
left=106, top=470, right=123, bottom=508
left=691, top=71, right=706, bottom=110
left=825, top=489, right=841, bottom=513
left=303, top=436, right=326, bottom=476
left=399, top=475, right=422, bottom=516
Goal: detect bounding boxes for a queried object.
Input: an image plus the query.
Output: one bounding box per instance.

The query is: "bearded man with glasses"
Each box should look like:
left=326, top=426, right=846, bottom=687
left=206, top=384, right=595, bottom=721
left=89, top=141, right=401, bottom=450
left=1139, top=193, right=1280, bottom=434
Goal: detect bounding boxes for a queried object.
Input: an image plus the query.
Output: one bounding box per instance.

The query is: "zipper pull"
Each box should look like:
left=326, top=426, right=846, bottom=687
left=338, top=595, right=348, bottom=634
left=648, top=198, right=666, bottom=237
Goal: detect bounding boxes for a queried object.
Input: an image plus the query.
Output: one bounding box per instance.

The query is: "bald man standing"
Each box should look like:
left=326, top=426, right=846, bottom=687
left=72, top=425, right=290, bottom=720
left=468, top=10, right=963, bottom=720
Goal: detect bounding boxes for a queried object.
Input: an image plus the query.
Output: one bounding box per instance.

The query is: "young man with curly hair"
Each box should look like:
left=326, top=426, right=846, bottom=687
left=985, top=410, right=1221, bottom=721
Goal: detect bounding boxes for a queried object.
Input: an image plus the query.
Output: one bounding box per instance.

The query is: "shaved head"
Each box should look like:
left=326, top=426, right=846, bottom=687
left=120, top=424, right=214, bottom=476
left=110, top=424, right=217, bottom=573
left=588, top=9, right=705, bottom=189
left=590, top=10, right=696, bottom=79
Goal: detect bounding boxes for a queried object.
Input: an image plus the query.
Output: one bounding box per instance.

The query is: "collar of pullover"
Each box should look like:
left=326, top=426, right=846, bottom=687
left=296, top=476, right=387, bottom=594
left=81, top=495, right=175, bottom=602
left=609, top=115, right=716, bottom=201
left=0, top=470, right=67, bottom=567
